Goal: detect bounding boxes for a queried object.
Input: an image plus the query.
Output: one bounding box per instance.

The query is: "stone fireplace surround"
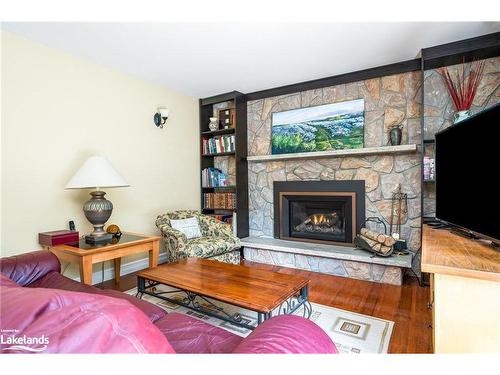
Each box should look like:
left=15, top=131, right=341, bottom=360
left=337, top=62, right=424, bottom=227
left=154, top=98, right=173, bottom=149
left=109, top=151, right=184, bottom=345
left=242, top=171, right=414, bottom=286
left=242, top=172, right=413, bottom=286
left=238, top=71, right=422, bottom=285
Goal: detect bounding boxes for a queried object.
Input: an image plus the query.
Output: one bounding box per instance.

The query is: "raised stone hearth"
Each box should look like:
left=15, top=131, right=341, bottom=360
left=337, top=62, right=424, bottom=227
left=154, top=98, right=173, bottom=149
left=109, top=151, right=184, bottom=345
left=242, top=236, right=412, bottom=285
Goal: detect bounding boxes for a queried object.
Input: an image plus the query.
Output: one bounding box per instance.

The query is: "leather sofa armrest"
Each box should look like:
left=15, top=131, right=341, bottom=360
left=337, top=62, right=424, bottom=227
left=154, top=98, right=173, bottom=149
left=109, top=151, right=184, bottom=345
left=232, top=315, right=338, bottom=354
left=0, top=250, right=61, bottom=286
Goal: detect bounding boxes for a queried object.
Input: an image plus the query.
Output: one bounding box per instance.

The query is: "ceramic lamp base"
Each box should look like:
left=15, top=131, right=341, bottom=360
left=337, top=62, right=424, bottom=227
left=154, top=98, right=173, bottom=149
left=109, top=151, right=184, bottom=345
left=83, top=190, right=113, bottom=239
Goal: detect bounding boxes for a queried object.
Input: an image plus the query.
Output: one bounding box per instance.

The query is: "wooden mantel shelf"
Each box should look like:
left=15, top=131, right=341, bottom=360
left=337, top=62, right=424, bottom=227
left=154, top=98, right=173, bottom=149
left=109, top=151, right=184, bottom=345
left=421, top=225, right=500, bottom=282
left=247, top=144, right=418, bottom=162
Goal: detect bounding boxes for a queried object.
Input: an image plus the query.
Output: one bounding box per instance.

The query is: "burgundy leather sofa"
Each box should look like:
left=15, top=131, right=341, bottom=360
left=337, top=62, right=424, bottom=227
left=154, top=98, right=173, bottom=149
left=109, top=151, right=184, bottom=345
left=0, top=250, right=337, bottom=354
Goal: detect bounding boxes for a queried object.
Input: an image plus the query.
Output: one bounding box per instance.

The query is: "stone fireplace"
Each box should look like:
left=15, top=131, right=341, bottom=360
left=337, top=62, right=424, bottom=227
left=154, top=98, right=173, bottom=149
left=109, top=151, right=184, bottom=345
left=237, top=70, right=425, bottom=285
left=273, top=181, right=365, bottom=246
left=242, top=176, right=414, bottom=285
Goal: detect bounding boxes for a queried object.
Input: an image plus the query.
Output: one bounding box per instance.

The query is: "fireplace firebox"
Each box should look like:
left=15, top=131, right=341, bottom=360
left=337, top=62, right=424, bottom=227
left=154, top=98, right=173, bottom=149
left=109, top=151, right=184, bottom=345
left=274, top=181, right=365, bottom=246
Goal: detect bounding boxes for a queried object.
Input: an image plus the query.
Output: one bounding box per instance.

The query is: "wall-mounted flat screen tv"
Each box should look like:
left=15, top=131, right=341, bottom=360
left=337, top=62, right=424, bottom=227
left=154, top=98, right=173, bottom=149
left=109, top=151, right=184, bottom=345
left=435, top=103, right=500, bottom=243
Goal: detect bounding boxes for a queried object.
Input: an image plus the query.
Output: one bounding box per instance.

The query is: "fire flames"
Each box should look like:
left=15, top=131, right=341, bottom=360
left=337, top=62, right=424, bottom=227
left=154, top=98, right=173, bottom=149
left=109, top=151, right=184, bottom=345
left=310, top=212, right=337, bottom=226
left=294, top=212, right=343, bottom=234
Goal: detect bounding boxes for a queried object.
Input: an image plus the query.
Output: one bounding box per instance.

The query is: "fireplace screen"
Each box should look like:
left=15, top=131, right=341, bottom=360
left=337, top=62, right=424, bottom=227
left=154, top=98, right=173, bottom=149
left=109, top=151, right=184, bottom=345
left=286, top=196, right=352, bottom=243
left=290, top=200, right=346, bottom=241
left=274, top=181, right=365, bottom=246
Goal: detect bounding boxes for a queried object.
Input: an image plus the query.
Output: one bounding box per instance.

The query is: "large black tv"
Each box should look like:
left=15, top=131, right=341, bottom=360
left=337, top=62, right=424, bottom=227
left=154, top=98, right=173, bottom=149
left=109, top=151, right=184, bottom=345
left=435, top=103, right=500, bottom=243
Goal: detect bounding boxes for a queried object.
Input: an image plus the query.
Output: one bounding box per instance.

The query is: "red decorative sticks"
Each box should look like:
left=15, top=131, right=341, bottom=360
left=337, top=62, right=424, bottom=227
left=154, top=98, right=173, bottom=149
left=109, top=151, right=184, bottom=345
left=438, top=59, right=486, bottom=111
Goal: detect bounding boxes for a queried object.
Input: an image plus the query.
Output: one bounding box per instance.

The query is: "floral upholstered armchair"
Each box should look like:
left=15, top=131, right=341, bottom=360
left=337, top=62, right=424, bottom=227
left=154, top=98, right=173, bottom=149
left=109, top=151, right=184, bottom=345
left=155, top=210, right=241, bottom=264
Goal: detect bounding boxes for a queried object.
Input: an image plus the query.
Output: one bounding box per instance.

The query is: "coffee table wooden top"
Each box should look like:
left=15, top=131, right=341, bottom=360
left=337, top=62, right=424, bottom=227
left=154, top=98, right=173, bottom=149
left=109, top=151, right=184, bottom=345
left=137, top=258, right=310, bottom=313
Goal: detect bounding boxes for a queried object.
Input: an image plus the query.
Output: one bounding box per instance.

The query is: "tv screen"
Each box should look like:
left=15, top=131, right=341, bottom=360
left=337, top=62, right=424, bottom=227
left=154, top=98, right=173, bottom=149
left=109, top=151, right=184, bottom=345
left=435, top=103, right=500, bottom=243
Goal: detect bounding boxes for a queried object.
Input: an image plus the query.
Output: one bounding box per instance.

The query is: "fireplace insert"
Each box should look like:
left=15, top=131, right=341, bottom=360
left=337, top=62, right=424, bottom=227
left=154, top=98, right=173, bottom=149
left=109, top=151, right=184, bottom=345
left=274, top=181, right=365, bottom=246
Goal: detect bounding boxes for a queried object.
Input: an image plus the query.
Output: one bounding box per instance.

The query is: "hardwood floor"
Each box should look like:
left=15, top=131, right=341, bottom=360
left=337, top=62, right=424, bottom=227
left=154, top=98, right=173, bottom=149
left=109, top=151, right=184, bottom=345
left=96, top=259, right=433, bottom=354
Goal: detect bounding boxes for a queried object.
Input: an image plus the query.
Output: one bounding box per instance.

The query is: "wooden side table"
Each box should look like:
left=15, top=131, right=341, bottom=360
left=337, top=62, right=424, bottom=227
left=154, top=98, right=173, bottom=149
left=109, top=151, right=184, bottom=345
left=45, top=233, right=160, bottom=285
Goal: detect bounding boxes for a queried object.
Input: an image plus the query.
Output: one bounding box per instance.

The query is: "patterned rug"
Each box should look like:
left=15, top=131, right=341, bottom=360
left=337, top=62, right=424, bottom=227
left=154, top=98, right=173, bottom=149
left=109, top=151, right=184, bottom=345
left=126, top=285, right=394, bottom=353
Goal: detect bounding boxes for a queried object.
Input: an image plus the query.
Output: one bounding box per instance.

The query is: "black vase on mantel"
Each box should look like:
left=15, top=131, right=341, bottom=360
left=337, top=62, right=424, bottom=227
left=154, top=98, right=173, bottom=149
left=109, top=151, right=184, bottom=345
left=389, top=125, right=402, bottom=146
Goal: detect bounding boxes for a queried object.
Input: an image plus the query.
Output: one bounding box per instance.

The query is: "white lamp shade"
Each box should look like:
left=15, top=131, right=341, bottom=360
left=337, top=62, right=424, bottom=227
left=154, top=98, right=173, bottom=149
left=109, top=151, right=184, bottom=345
left=65, top=156, right=129, bottom=189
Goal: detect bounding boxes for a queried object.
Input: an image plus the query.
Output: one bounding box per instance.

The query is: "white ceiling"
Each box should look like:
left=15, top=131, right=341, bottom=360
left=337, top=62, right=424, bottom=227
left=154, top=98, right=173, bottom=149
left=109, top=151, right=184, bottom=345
left=2, top=22, right=499, bottom=98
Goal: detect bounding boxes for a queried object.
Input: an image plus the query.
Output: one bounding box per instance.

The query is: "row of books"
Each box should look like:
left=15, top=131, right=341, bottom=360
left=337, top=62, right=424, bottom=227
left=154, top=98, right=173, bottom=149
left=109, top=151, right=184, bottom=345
left=423, top=156, right=435, bottom=180
left=202, top=192, right=236, bottom=210
left=202, top=135, right=235, bottom=155
left=201, top=168, right=229, bottom=188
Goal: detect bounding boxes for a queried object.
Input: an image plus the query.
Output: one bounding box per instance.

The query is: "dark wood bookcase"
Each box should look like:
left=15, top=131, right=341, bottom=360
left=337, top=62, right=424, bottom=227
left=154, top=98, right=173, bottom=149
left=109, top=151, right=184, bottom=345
left=199, top=91, right=249, bottom=238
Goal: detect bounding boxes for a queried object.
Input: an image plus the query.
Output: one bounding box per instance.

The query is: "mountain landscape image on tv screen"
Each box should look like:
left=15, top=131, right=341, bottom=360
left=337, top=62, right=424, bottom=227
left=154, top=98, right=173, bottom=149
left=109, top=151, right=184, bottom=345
left=271, top=99, right=365, bottom=155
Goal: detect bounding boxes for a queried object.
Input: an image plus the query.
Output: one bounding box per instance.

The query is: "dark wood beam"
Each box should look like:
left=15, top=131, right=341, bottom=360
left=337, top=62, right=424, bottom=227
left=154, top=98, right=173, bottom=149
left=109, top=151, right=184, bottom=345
left=245, top=59, right=421, bottom=101
left=422, top=32, right=500, bottom=70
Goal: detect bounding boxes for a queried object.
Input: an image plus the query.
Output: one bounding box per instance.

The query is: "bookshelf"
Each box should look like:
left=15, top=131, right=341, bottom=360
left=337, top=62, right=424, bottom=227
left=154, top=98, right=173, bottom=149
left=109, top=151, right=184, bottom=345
left=199, top=91, right=249, bottom=238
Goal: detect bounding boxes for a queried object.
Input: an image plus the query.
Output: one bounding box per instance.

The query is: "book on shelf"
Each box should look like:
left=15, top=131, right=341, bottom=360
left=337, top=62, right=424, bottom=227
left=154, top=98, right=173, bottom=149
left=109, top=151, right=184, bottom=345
left=423, top=156, right=435, bottom=180
left=232, top=211, right=237, bottom=235
left=218, top=108, right=235, bottom=129
left=202, top=192, right=236, bottom=210
left=202, top=134, right=235, bottom=155
left=201, top=168, right=229, bottom=188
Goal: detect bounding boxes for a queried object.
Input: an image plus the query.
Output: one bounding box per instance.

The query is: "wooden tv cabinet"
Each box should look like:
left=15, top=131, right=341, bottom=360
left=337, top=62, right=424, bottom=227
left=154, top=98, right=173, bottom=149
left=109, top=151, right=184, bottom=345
left=421, top=225, right=500, bottom=353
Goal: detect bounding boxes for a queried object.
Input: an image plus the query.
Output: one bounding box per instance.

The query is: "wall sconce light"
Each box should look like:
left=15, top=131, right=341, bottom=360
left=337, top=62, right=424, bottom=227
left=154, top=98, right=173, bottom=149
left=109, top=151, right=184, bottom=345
left=154, top=107, right=169, bottom=128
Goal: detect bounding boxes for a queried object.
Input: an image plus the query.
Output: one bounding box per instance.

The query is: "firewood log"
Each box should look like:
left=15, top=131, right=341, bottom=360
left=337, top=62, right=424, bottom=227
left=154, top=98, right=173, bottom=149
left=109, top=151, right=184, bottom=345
left=361, top=228, right=396, bottom=247
left=382, top=236, right=396, bottom=247
left=360, top=228, right=386, bottom=243
left=379, top=245, right=392, bottom=255
left=359, top=235, right=382, bottom=252
left=355, top=235, right=393, bottom=256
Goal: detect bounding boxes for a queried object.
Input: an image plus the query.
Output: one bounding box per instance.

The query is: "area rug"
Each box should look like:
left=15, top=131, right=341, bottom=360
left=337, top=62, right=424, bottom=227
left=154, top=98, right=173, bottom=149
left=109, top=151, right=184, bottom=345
left=125, top=285, right=394, bottom=353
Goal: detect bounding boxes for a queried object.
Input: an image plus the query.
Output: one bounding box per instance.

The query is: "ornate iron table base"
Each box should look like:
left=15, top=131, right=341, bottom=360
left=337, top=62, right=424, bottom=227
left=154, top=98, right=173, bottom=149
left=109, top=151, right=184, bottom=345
left=136, top=276, right=312, bottom=330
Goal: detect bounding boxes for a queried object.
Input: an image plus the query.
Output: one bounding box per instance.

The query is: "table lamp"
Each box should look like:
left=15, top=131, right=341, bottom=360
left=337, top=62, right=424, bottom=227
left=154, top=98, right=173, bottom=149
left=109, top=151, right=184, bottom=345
left=65, top=156, right=129, bottom=244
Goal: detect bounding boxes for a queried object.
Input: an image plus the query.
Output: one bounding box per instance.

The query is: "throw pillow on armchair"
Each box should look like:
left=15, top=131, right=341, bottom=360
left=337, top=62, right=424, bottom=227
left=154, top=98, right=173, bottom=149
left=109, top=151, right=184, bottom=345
left=169, top=217, right=202, bottom=239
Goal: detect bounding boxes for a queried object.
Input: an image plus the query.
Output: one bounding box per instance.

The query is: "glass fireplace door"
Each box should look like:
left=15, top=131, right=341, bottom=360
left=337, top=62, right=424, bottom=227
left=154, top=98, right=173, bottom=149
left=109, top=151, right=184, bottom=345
left=281, top=194, right=354, bottom=244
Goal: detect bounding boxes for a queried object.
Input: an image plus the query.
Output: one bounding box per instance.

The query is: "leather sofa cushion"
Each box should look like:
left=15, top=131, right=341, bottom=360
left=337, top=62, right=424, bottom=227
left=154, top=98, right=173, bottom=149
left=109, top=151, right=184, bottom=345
left=0, top=281, right=175, bottom=353
left=232, top=315, right=338, bottom=354
left=0, top=250, right=60, bottom=286
left=0, top=273, right=20, bottom=288
left=154, top=312, right=243, bottom=353
left=27, top=271, right=166, bottom=323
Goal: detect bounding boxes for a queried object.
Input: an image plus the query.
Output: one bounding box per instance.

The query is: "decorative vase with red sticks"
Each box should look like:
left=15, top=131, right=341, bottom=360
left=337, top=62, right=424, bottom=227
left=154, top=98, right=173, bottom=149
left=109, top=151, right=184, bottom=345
left=438, top=59, right=486, bottom=124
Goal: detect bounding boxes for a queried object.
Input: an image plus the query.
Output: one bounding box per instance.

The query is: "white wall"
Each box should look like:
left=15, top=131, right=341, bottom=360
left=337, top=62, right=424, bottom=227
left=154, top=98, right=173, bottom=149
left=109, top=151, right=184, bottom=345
left=1, top=31, right=200, bottom=278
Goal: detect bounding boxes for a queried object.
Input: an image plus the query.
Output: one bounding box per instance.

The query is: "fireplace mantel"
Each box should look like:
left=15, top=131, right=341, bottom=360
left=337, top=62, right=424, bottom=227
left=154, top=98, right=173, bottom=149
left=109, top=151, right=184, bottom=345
left=246, top=144, right=417, bottom=162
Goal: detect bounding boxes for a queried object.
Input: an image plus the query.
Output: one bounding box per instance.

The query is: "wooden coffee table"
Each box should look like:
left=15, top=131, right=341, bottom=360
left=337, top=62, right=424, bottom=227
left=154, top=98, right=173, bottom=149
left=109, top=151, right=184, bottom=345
left=136, top=258, right=311, bottom=330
